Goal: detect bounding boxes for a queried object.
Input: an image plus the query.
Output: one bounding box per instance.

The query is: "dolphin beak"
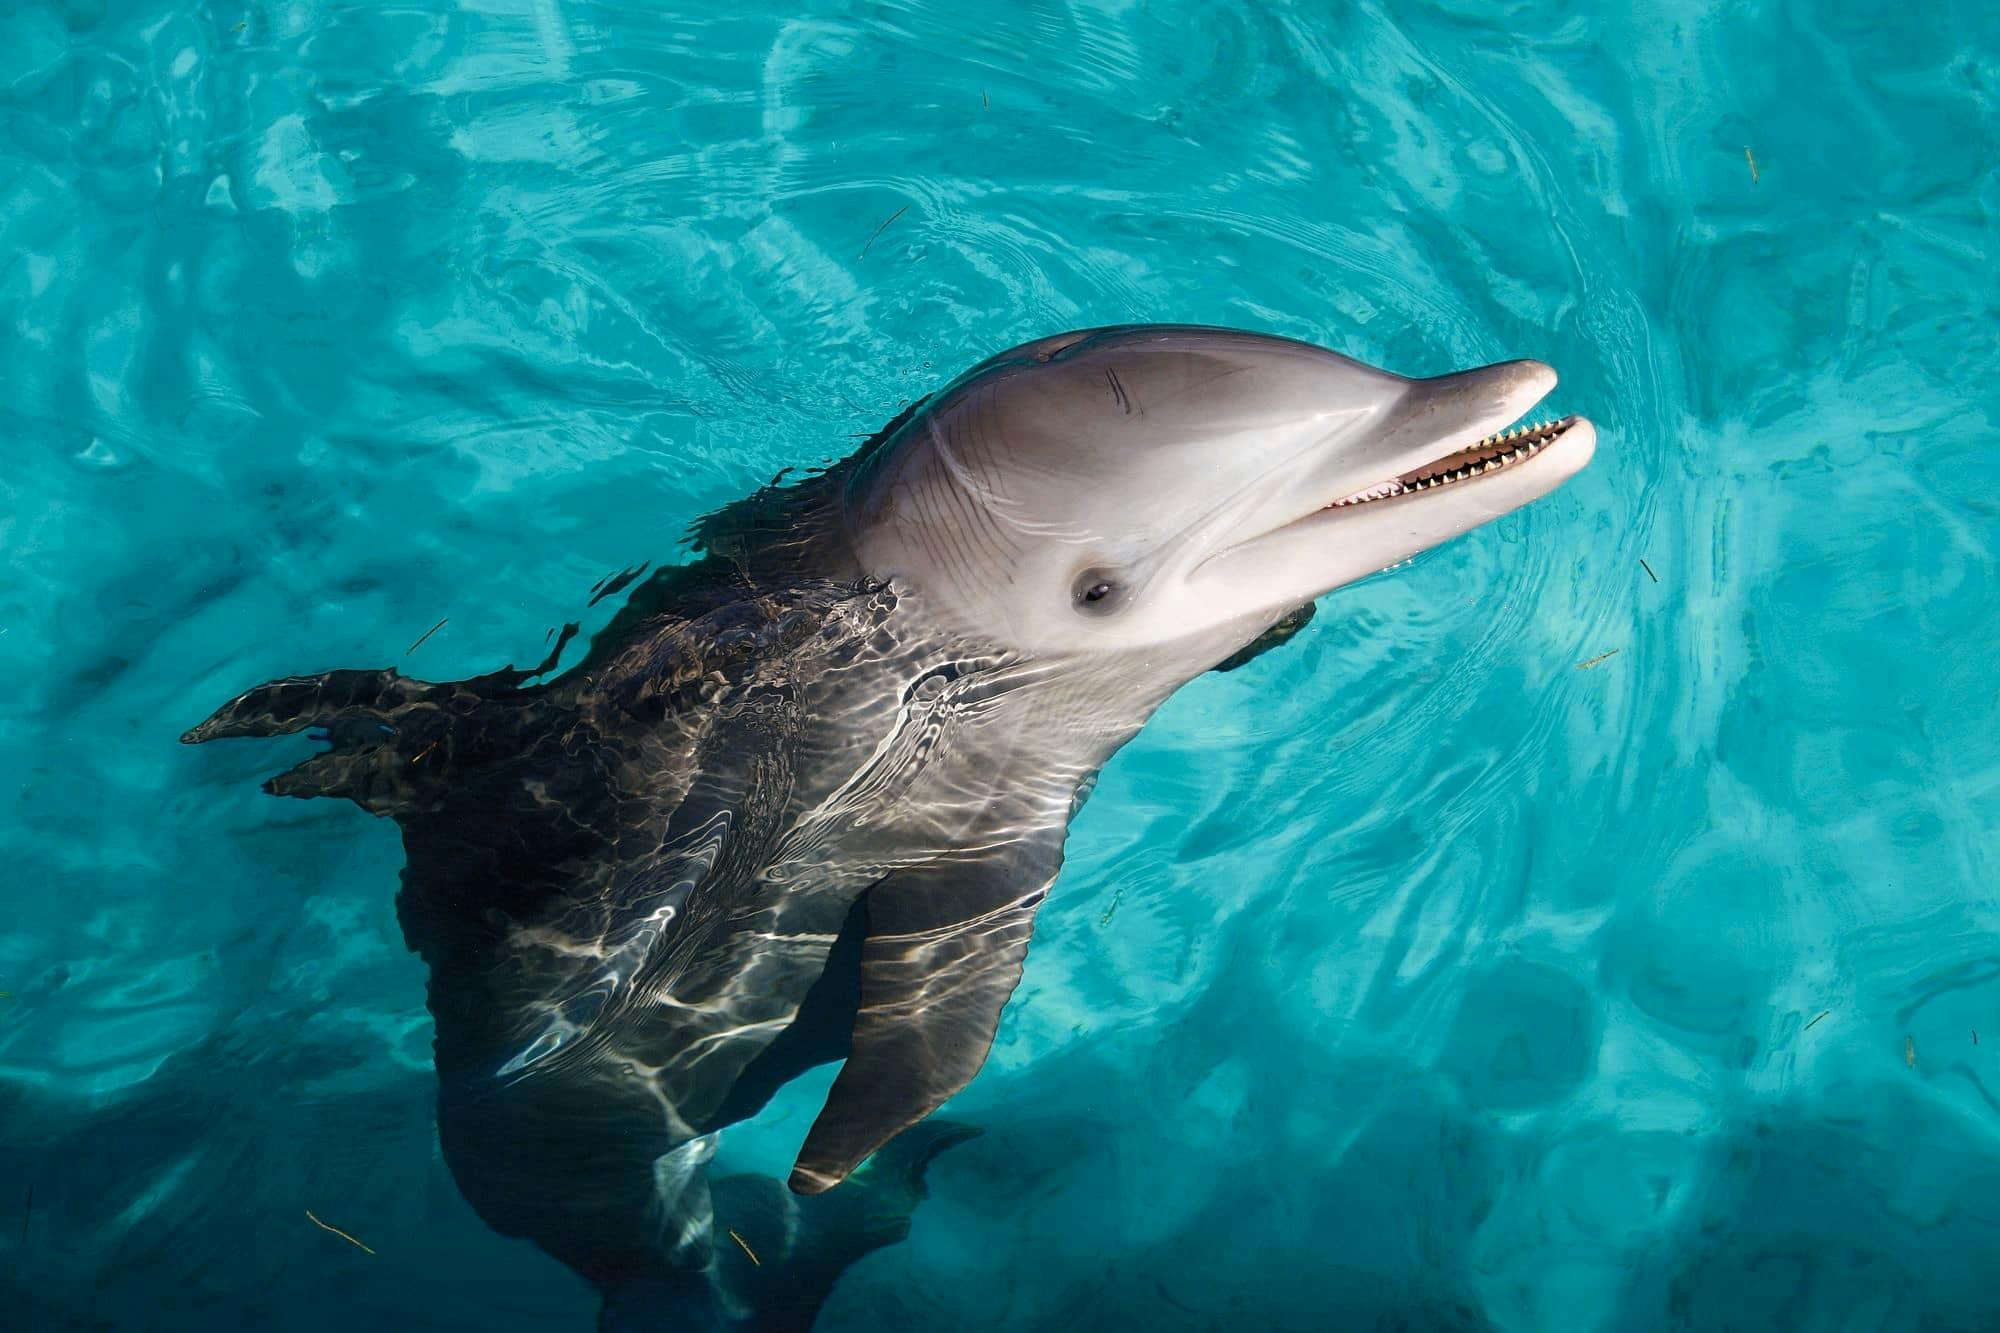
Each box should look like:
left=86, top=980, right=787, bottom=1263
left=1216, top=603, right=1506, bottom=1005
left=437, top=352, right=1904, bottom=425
left=1192, top=357, right=1596, bottom=611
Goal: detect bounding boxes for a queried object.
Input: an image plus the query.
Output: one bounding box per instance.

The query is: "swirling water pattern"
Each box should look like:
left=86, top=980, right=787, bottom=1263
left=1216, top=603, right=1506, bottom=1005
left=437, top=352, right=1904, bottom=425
left=3, top=0, right=1997, bottom=1328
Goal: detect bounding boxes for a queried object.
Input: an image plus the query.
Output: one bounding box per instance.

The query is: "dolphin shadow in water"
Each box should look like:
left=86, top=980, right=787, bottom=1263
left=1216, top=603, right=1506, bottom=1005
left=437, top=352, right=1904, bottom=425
left=184, top=325, right=1595, bottom=1328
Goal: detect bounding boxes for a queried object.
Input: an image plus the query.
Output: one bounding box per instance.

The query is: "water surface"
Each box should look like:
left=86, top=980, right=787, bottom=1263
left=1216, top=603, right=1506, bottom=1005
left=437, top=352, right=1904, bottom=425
left=3, top=1, right=1998, bottom=1328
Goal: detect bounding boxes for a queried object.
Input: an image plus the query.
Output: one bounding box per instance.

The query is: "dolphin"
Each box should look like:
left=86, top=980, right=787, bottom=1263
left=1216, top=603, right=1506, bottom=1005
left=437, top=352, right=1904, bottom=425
left=183, top=324, right=1595, bottom=1329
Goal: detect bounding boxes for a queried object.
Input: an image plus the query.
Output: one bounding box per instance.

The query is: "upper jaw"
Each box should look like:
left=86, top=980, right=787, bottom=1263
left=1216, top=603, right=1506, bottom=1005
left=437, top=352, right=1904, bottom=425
left=1191, top=357, right=1597, bottom=610
left=1241, top=356, right=1582, bottom=539
left=1305, top=357, right=1559, bottom=514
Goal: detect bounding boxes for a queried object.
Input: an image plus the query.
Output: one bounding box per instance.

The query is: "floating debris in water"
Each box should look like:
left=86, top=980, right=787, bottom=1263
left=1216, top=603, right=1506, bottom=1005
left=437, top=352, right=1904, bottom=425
left=1745, top=147, right=1759, bottom=184
left=1905, top=1035, right=1916, bottom=1068
left=405, top=617, right=449, bottom=656
left=1803, top=1010, right=1830, bottom=1032
left=1576, top=649, right=1621, bottom=670
left=1150, top=1275, right=1199, bottom=1315
left=1099, top=887, right=1124, bottom=927
left=859, top=205, right=909, bottom=260
left=1640, top=558, right=1658, bottom=584
left=727, top=1228, right=760, bottom=1266
left=306, top=1210, right=376, bottom=1255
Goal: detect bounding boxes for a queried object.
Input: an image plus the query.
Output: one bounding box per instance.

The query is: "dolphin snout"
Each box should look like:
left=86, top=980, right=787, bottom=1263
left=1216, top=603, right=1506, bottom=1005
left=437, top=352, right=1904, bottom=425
left=1411, top=357, right=1556, bottom=420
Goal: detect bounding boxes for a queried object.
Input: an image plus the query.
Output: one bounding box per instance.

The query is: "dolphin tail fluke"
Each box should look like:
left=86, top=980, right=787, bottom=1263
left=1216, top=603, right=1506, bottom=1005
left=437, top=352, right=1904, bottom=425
left=598, top=1122, right=981, bottom=1333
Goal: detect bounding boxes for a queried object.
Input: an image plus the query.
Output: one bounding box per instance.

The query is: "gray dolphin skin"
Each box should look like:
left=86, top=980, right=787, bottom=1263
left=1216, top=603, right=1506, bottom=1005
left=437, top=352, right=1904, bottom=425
left=184, top=324, right=1595, bottom=1329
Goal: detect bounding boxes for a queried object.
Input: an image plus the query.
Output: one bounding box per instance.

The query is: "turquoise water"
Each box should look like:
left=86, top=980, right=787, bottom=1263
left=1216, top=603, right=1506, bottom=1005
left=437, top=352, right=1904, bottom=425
left=4, top=0, right=1998, bottom=1328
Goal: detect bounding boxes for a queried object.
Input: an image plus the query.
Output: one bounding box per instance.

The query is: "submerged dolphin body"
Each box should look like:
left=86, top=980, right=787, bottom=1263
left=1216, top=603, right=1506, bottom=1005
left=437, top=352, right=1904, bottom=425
left=185, top=325, right=1595, bottom=1328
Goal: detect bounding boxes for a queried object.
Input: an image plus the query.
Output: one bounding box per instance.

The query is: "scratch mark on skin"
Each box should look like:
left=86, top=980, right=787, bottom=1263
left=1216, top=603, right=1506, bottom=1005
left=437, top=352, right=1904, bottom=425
left=859, top=205, right=909, bottom=260
left=405, top=618, right=449, bottom=656
left=306, top=1210, right=376, bottom=1255
left=1104, top=366, right=1133, bottom=415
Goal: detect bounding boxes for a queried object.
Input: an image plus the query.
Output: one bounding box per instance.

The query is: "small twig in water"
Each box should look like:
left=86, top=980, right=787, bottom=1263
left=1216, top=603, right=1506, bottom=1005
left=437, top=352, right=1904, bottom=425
left=858, top=205, right=909, bottom=260
left=1745, top=147, right=1759, bottom=184
left=405, top=617, right=449, bottom=656
left=1149, top=1275, right=1198, bottom=1315
left=982, top=89, right=989, bottom=109
left=1803, top=1010, right=1830, bottom=1033
left=1099, top=887, right=1124, bottom=927
left=1640, top=558, right=1658, bottom=584
left=727, top=1229, right=760, bottom=1267
left=1575, top=649, right=1621, bottom=670
left=306, top=1209, right=376, bottom=1255
left=1905, top=1035, right=1916, bottom=1069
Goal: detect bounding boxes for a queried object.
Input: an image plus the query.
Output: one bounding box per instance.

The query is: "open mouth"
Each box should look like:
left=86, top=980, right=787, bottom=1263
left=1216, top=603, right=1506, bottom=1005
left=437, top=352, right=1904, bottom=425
left=1327, top=415, right=1582, bottom=508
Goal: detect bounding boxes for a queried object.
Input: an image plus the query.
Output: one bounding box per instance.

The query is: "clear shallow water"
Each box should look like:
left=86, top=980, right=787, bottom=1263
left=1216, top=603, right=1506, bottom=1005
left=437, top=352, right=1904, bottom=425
left=3, top=0, right=1997, bottom=1328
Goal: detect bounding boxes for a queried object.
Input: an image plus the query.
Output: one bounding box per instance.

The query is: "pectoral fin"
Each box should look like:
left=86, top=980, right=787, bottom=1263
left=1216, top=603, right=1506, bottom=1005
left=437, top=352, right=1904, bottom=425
left=789, top=836, right=1063, bottom=1194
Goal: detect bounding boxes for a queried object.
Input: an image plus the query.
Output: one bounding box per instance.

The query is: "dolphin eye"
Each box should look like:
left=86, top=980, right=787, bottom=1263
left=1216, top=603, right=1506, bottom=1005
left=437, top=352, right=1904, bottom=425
left=1073, top=571, right=1123, bottom=613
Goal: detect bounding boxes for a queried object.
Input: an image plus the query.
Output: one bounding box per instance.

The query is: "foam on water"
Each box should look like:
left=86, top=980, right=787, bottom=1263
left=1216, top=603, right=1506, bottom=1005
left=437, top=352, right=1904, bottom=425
left=3, top=1, right=1997, bottom=1328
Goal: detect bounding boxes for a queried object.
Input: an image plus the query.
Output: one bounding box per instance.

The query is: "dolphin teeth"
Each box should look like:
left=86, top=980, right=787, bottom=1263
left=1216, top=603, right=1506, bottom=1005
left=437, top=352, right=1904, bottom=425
left=1361, top=414, right=1570, bottom=507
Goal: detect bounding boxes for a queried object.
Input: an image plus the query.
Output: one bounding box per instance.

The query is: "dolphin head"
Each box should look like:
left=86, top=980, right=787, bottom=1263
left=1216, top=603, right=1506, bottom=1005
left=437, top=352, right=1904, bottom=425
left=843, top=324, right=1595, bottom=669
